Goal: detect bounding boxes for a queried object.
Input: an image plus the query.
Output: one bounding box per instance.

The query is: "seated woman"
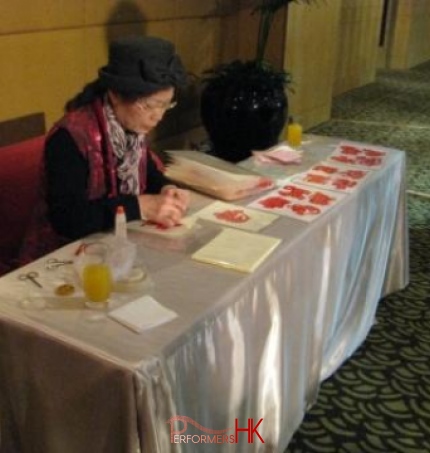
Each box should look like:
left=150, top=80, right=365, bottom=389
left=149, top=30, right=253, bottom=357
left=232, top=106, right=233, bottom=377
left=22, top=35, right=190, bottom=262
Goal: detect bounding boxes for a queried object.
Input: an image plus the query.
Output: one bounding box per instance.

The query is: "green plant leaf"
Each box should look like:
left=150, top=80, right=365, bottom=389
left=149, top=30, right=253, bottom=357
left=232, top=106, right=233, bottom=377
left=201, top=59, right=292, bottom=89
left=252, top=0, right=320, bottom=61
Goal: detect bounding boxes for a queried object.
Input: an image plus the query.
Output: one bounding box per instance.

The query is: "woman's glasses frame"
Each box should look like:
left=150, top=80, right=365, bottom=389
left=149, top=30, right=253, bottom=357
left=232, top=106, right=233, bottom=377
left=137, top=98, right=177, bottom=113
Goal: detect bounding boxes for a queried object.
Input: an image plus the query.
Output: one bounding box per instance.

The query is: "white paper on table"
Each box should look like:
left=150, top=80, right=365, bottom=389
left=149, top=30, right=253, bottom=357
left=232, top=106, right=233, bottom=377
left=248, top=183, right=346, bottom=222
left=308, top=161, right=370, bottom=180
left=192, top=201, right=279, bottom=232
left=108, top=295, right=178, bottom=333
left=292, top=161, right=370, bottom=193
left=328, top=141, right=388, bottom=169
left=127, top=216, right=196, bottom=238
left=191, top=228, right=281, bottom=273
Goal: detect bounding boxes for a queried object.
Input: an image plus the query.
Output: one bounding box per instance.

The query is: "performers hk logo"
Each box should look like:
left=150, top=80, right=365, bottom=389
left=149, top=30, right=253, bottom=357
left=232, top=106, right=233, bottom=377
left=167, top=415, right=264, bottom=445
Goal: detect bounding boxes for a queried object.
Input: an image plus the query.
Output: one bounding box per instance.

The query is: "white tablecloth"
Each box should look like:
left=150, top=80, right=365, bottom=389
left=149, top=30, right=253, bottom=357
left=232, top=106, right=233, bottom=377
left=0, top=135, right=408, bottom=453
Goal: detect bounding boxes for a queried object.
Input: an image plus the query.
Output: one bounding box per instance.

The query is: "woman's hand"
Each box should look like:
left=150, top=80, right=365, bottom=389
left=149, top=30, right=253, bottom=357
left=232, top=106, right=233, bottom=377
left=161, top=185, right=190, bottom=208
left=138, top=185, right=190, bottom=227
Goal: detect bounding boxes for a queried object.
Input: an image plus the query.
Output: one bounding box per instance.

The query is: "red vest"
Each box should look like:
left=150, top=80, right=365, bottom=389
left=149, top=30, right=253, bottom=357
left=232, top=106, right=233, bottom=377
left=54, top=98, right=149, bottom=198
left=19, top=99, right=155, bottom=264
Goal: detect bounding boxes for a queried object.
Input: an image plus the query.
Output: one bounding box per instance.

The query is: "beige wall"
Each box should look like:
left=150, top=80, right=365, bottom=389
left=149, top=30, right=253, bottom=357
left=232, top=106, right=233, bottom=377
left=388, top=0, right=430, bottom=69
left=1, top=0, right=429, bottom=144
left=0, top=0, right=291, bottom=148
left=332, top=0, right=384, bottom=96
left=285, top=0, right=342, bottom=129
left=0, top=0, right=235, bottom=148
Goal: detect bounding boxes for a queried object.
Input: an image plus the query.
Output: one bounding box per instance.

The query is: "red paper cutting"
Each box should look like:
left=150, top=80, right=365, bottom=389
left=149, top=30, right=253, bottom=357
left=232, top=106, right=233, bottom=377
left=313, top=165, right=338, bottom=174
left=214, top=209, right=250, bottom=223
left=291, top=204, right=320, bottom=216
left=304, top=174, right=330, bottom=185
left=332, top=178, right=357, bottom=190
left=340, top=145, right=361, bottom=155
left=341, top=169, right=367, bottom=180
left=309, top=192, right=335, bottom=206
left=363, top=149, right=385, bottom=157
left=279, top=185, right=311, bottom=200
left=259, top=196, right=290, bottom=209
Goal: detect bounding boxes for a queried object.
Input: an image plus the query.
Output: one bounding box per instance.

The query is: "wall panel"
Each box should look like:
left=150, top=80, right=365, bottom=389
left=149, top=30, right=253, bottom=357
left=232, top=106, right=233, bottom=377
left=285, top=1, right=342, bottom=129
left=0, top=31, right=86, bottom=126
left=2, top=0, right=426, bottom=142
left=0, top=0, right=232, bottom=137
left=333, top=0, right=384, bottom=95
left=0, top=0, right=84, bottom=33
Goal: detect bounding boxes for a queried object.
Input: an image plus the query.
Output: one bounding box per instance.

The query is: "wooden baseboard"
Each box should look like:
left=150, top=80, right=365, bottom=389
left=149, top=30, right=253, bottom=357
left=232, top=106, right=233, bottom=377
left=0, top=113, right=45, bottom=147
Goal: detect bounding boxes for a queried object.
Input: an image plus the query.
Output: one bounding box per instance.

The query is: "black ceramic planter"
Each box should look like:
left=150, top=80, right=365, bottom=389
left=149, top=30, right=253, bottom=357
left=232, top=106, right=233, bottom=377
left=201, top=77, right=287, bottom=163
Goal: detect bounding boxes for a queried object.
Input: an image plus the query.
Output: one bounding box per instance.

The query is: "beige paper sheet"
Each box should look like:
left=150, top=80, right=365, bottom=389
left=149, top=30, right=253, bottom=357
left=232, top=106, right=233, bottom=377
left=191, top=228, right=281, bottom=273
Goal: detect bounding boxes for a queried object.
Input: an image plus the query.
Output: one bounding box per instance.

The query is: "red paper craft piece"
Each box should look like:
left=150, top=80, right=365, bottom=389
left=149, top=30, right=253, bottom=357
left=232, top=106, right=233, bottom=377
left=259, top=196, right=290, bottom=209
left=356, top=156, right=382, bottom=167
left=74, top=243, right=88, bottom=256
left=214, top=209, right=250, bottom=223
left=279, top=185, right=311, bottom=200
left=257, top=179, right=274, bottom=189
left=291, top=204, right=320, bottom=216
left=363, top=149, right=385, bottom=157
left=340, top=145, right=361, bottom=155
left=309, top=192, right=335, bottom=206
left=141, top=220, right=182, bottom=230
left=305, top=174, right=330, bottom=184
left=341, top=169, right=367, bottom=180
left=332, top=178, right=357, bottom=190
left=331, top=155, right=356, bottom=165
left=313, top=165, right=337, bottom=174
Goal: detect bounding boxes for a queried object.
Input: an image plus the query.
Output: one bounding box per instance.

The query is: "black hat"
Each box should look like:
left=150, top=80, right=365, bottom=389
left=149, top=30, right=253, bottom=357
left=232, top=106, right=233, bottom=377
left=99, top=36, right=187, bottom=96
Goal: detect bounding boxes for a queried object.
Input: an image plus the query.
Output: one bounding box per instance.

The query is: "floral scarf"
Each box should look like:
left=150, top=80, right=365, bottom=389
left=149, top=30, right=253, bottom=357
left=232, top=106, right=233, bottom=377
left=104, top=97, right=145, bottom=195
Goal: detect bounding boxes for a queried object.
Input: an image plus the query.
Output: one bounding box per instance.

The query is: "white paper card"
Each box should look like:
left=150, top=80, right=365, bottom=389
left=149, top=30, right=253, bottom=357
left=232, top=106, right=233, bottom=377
left=248, top=183, right=346, bottom=222
left=109, top=295, right=178, bottom=333
left=292, top=161, right=370, bottom=193
left=192, top=201, right=279, bottom=232
left=328, top=141, right=388, bottom=169
left=127, top=217, right=196, bottom=238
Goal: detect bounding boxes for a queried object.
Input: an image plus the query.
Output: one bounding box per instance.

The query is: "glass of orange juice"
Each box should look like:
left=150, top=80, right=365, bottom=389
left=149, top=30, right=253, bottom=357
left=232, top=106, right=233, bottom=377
left=81, top=242, right=112, bottom=309
left=286, top=121, right=303, bottom=147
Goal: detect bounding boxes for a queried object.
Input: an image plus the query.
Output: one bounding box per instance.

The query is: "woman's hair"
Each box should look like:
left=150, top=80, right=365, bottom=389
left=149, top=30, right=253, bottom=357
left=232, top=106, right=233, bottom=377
left=65, top=80, right=104, bottom=111
left=64, top=80, right=145, bottom=112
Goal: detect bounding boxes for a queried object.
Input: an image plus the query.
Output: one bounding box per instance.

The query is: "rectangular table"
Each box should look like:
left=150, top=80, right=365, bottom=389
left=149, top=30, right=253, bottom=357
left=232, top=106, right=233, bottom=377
left=0, top=135, right=408, bottom=453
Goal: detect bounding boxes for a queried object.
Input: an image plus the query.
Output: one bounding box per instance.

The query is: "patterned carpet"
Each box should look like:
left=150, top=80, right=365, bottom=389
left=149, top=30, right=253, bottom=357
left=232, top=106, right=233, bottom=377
left=285, top=61, right=430, bottom=453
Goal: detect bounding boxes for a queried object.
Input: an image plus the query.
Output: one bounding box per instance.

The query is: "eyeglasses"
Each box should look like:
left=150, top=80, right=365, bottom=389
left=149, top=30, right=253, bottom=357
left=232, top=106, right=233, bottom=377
left=137, top=98, right=177, bottom=112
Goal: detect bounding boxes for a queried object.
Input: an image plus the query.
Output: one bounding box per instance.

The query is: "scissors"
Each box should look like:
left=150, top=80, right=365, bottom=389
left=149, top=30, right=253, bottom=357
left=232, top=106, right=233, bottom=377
left=45, top=258, right=74, bottom=270
left=18, top=271, right=43, bottom=288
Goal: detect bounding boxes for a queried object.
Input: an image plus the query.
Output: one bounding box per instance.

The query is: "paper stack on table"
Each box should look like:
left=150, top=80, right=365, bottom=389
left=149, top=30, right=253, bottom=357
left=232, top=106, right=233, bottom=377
left=252, top=143, right=303, bottom=165
left=164, top=150, right=275, bottom=201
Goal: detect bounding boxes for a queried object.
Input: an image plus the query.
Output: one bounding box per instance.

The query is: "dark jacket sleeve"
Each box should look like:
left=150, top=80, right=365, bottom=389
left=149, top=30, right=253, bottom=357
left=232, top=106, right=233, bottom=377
left=45, top=128, right=169, bottom=240
left=145, top=149, right=172, bottom=194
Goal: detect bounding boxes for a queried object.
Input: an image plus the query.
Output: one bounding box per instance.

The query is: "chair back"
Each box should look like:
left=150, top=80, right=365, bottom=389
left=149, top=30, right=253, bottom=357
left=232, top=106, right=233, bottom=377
left=0, top=135, right=45, bottom=272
